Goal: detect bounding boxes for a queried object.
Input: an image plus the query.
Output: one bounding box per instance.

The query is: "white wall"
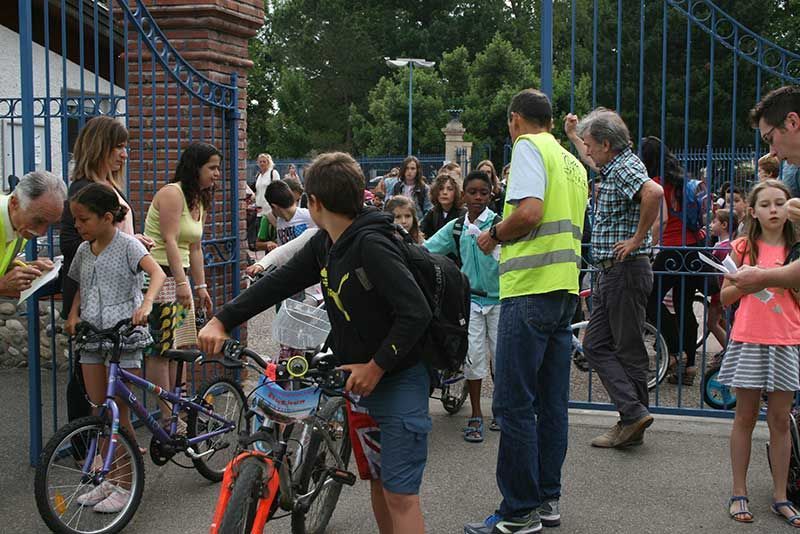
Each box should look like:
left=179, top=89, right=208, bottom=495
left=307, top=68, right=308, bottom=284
left=0, top=24, right=125, bottom=189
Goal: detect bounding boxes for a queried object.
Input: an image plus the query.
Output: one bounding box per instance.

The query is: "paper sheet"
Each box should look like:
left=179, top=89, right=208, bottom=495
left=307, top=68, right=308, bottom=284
left=18, top=259, right=61, bottom=305
left=697, top=253, right=773, bottom=302
left=466, top=223, right=501, bottom=260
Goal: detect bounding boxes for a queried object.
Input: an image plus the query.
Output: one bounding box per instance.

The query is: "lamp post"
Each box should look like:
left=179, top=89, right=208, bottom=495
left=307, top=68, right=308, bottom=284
left=385, top=57, right=435, bottom=156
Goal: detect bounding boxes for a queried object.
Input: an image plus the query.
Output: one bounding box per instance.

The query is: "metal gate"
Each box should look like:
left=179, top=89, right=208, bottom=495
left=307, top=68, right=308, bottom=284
left=538, top=0, right=800, bottom=417
left=9, top=0, right=241, bottom=464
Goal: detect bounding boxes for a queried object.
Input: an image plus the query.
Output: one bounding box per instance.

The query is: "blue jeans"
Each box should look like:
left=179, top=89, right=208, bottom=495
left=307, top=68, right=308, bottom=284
left=493, top=291, right=577, bottom=518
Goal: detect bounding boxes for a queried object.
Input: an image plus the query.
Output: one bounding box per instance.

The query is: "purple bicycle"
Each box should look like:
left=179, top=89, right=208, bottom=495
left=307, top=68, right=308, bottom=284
left=34, top=319, right=247, bottom=534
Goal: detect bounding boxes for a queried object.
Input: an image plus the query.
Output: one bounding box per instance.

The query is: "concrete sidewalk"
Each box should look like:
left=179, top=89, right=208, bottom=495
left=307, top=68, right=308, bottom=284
left=0, top=373, right=785, bottom=533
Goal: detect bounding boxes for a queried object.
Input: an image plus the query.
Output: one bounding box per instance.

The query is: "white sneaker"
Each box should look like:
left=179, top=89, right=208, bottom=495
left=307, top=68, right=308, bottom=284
left=93, top=486, right=131, bottom=514
left=76, top=481, right=115, bottom=507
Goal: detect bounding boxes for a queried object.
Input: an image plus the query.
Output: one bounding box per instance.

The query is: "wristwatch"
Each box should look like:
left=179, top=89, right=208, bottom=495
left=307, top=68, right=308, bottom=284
left=489, top=225, right=502, bottom=243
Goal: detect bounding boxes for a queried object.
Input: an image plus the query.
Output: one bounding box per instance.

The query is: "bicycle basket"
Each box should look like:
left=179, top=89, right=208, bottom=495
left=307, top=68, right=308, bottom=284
left=271, top=299, right=331, bottom=350
left=251, top=376, right=322, bottom=424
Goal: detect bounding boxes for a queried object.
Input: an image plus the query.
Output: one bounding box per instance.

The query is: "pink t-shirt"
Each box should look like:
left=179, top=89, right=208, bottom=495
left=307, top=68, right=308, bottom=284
left=730, top=238, right=800, bottom=345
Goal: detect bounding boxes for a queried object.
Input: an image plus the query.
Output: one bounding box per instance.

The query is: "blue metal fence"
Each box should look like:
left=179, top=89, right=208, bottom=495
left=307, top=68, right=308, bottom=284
left=550, top=0, right=800, bottom=417
left=269, top=154, right=447, bottom=186
left=10, top=0, right=241, bottom=464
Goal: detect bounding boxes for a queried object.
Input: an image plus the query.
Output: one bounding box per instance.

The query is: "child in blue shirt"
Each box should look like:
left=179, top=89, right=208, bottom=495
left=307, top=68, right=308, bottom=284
left=424, top=170, right=501, bottom=442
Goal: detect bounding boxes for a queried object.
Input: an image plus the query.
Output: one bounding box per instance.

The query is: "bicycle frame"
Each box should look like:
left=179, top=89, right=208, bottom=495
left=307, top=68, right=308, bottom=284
left=87, top=361, right=236, bottom=476
left=209, top=451, right=280, bottom=534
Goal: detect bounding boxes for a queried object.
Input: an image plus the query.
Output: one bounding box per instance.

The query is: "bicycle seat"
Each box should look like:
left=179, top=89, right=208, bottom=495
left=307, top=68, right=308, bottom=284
left=163, top=349, right=202, bottom=363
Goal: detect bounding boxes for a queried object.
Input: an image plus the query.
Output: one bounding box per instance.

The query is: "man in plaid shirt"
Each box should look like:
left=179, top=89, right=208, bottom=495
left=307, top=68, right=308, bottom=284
left=566, top=107, right=664, bottom=449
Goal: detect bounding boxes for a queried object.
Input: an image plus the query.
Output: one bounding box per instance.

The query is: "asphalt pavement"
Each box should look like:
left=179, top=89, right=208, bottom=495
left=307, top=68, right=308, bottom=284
left=0, top=308, right=788, bottom=533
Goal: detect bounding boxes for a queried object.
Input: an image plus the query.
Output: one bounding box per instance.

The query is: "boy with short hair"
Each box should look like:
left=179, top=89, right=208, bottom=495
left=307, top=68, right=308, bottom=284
left=283, top=177, right=308, bottom=208
left=424, top=170, right=501, bottom=441
left=256, top=180, right=315, bottom=251
left=199, top=152, right=432, bottom=534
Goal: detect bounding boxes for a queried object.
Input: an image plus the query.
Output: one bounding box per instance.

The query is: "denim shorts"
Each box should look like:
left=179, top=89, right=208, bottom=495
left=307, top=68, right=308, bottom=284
left=79, top=349, right=142, bottom=369
left=347, top=361, right=431, bottom=495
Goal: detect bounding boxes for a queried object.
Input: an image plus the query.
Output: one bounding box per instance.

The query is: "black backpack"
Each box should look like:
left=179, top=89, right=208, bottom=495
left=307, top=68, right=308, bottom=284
left=358, top=225, right=470, bottom=372
left=396, top=227, right=471, bottom=372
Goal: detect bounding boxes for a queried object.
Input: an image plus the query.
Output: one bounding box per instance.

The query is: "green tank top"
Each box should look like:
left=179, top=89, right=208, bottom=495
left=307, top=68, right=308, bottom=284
left=144, top=183, right=204, bottom=269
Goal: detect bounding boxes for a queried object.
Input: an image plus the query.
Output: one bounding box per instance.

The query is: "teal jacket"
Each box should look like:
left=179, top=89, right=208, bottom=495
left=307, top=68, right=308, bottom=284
left=423, top=208, right=500, bottom=307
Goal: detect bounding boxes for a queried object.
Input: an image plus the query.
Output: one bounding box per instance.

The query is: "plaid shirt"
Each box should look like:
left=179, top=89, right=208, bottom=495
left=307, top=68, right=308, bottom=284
left=591, top=147, right=652, bottom=262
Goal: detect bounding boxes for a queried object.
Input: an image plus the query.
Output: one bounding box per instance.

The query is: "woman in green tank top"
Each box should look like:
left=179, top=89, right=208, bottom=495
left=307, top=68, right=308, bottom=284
left=143, top=142, right=220, bottom=423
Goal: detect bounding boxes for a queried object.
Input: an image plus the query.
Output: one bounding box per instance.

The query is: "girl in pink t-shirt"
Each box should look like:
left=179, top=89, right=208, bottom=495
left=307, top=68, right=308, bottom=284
left=719, top=179, right=800, bottom=526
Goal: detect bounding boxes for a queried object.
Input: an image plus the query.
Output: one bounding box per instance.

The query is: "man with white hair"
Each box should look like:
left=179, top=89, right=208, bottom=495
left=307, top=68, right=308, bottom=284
left=567, top=108, right=664, bottom=449
left=0, top=170, right=66, bottom=296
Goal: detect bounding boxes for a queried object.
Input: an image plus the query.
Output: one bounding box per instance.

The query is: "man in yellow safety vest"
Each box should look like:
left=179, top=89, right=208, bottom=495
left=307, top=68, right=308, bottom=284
left=0, top=170, right=66, bottom=297
left=465, top=88, right=587, bottom=534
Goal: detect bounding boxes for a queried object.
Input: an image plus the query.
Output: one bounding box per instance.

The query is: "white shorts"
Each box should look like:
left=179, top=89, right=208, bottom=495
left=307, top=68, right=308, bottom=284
left=465, top=302, right=500, bottom=380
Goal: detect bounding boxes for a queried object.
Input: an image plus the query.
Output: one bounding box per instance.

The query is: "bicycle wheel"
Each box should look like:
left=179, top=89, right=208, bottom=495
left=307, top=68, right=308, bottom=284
left=34, top=415, right=145, bottom=534
left=702, top=367, right=736, bottom=409
left=440, top=368, right=468, bottom=415
left=643, top=323, right=669, bottom=390
left=693, top=293, right=711, bottom=349
left=217, top=456, right=273, bottom=534
left=570, top=320, right=591, bottom=372
left=291, top=397, right=352, bottom=534
left=188, top=376, right=248, bottom=482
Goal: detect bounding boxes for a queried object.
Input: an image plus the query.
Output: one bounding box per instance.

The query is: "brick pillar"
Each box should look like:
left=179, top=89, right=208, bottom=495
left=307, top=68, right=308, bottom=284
left=124, top=0, right=263, bottom=344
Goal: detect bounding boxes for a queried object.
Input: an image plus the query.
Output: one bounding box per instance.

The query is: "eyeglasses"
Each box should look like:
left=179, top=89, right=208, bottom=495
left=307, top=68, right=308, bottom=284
left=761, top=115, right=788, bottom=145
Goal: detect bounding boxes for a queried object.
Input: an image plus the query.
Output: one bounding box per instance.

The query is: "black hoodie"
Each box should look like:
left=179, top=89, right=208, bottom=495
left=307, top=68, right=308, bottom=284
left=216, top=209, right=432, bottom=374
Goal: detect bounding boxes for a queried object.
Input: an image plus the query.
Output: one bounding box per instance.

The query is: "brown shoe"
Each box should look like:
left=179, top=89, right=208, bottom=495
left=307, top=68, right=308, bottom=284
left=615, top=414, right=654, bottom=447
left=667, top=366, right=697, bottom=386
left=590, top=422, right=623, bottom=448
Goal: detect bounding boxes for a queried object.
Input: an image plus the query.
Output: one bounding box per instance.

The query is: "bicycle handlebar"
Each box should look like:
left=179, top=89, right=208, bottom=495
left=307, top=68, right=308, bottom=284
left=74, top=318, right=137, bottom=342
left=224, top=339, right=350, bottom=397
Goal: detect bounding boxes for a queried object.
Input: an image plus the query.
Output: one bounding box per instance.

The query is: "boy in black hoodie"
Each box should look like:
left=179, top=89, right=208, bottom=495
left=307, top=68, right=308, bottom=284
left=199, top=152, right=432, bottom=534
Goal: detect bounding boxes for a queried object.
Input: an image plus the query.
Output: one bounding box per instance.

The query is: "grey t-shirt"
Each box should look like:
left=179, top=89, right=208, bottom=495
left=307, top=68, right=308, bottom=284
left=68, top=230, right=149, bottom=332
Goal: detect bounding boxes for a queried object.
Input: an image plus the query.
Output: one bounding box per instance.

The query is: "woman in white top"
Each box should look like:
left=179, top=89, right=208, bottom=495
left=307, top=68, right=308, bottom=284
left=254, top=153, right=280, bottom=218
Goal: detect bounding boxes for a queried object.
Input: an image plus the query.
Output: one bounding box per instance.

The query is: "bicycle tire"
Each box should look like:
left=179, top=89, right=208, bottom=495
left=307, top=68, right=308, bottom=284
left=693, top=293, right=712, bottom=350
left=291, top=397, right=352, bottom=534
left=189, top=376, right=248, bottom=482
left=702, top=367, right=736, bottom=410
left=440, top=369, right=468, bottom=415
left=643, top=322, right=670, bottom=390
left=217, top=456, right=271, bottom=534
left=570, top=320, right=668, bottom=390
left=34, top=415, right=145, bottom=534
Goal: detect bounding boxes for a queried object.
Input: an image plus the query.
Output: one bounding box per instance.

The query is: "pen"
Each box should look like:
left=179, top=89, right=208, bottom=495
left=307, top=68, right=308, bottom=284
left=12, top=259, right=28, bottom=269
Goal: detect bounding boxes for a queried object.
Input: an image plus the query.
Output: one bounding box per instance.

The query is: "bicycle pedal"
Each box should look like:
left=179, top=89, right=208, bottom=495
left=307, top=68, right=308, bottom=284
left=329, top=468, right=356, bottom=486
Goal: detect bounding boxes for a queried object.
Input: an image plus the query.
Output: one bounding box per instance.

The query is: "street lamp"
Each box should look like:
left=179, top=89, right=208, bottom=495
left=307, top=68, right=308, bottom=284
left=385, top=57, right=435, bottom=156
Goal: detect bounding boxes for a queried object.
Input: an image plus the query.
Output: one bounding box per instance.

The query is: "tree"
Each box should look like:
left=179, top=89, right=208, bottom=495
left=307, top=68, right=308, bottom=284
left=461, top=36, right=538, bottom=163
left=350, top=67, right=448, bottom=155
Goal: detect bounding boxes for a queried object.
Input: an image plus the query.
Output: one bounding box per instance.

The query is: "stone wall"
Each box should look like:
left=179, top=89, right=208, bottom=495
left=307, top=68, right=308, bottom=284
left=0, top=300, right=68, bottom=369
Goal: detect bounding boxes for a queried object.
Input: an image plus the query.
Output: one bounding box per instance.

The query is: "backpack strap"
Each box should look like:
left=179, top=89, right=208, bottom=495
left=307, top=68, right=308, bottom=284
left=452, top=213, right=502, bottom=265
left=452, top=218, right=465, bottom=265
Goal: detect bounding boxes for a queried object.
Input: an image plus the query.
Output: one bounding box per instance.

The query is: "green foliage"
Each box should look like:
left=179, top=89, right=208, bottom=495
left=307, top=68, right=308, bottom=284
left=248, top=0, right=800, bottom=163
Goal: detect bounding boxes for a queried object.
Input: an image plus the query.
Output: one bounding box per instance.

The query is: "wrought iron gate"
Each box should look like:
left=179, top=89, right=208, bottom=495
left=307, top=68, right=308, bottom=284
left=9, top=0, right=241, bottom=464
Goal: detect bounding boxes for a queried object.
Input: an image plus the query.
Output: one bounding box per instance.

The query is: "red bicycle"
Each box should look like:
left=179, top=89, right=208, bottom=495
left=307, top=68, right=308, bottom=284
left=209, top=340, right=355, bottom=534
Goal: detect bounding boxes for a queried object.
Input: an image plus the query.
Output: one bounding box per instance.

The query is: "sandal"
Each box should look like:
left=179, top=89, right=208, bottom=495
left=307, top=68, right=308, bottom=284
left=771, top=500, right=800, bottom=528
left=729, top=496, right=754, bottom=523
left=464, top=417, right=484, bottom=443
left=489, top=419, right=500, bottom=432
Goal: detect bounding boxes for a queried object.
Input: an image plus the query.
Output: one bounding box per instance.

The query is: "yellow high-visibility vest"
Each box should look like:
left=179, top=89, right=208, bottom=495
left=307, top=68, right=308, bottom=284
left=0, top=195, right=26, bottom=275
left=500, top=133, right=587, bottom=298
